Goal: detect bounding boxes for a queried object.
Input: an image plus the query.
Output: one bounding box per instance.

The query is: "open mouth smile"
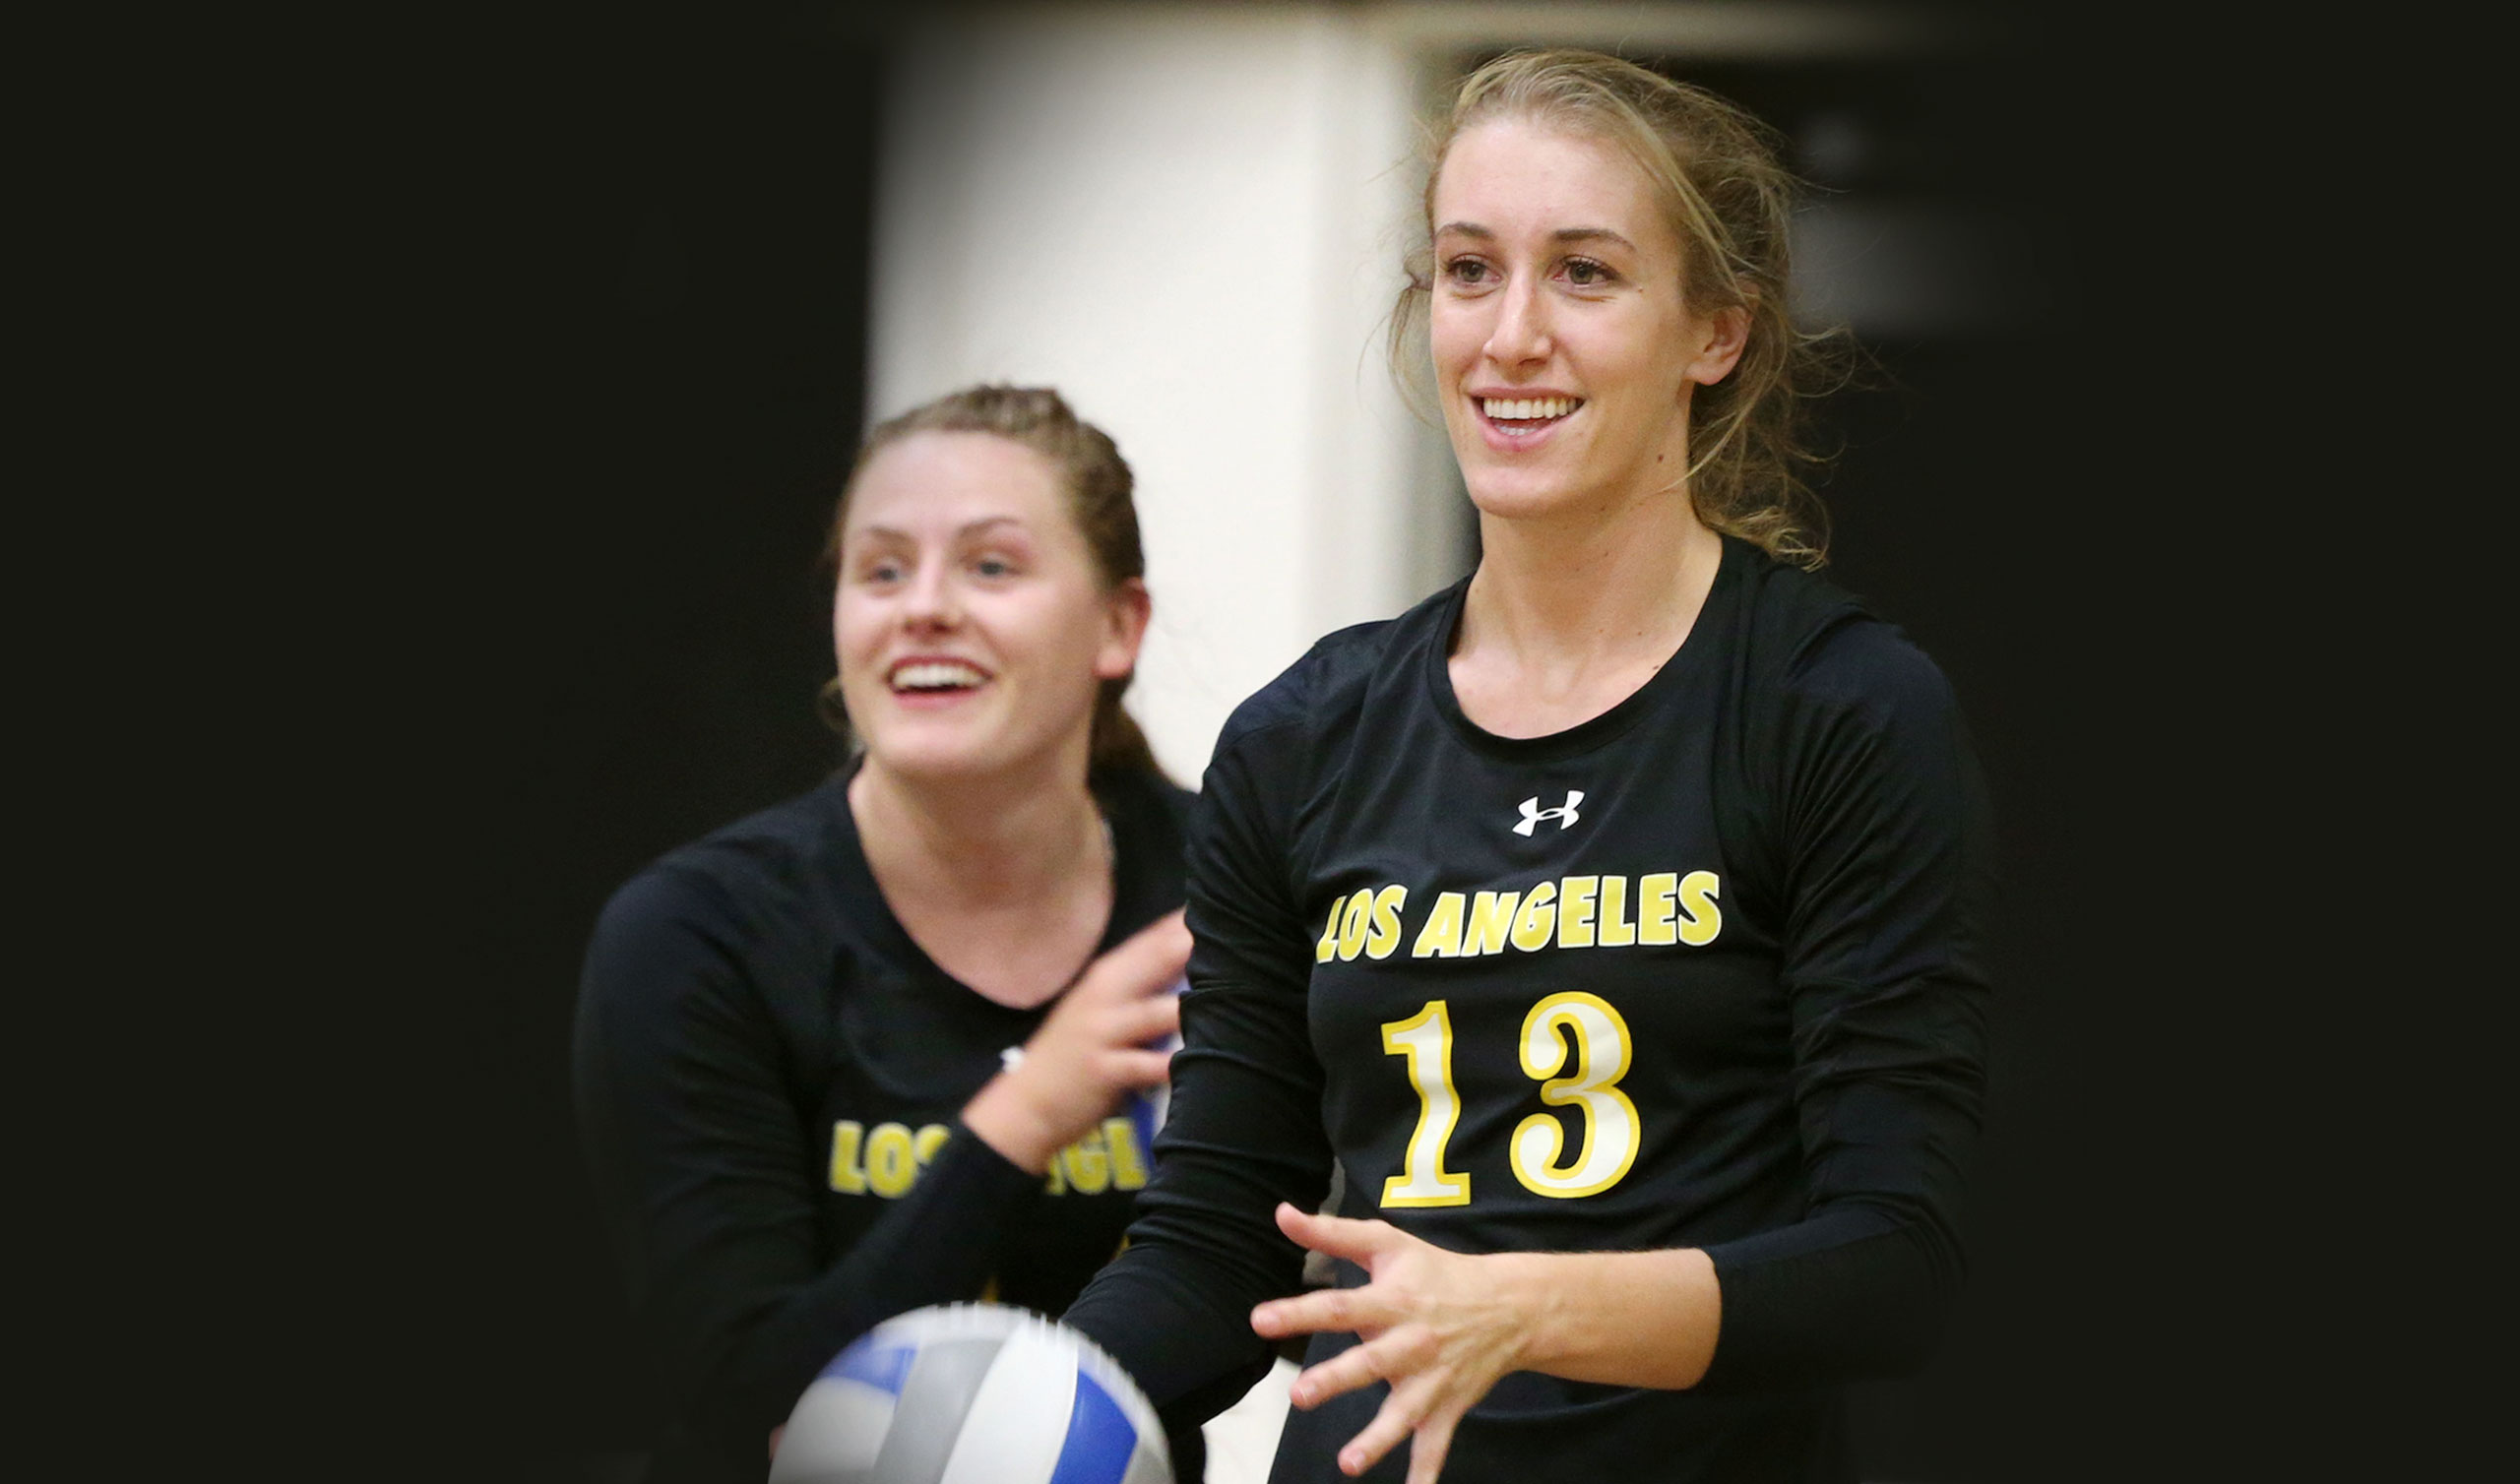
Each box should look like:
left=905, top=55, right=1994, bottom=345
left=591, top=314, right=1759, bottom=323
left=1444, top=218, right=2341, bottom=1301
left=887, top=658, right=991, bottom=698
left=1475, top=394, right=1583, bottom=446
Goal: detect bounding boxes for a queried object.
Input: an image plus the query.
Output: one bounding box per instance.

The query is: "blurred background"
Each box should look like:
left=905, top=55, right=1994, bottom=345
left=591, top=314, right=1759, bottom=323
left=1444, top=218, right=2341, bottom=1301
left=346, top=2, right=2204, bottom=1479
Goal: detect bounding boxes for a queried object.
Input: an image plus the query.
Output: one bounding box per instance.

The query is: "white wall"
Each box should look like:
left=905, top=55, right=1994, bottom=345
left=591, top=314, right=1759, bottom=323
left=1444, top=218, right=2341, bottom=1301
left=869, top=4, right=1429, bottom=783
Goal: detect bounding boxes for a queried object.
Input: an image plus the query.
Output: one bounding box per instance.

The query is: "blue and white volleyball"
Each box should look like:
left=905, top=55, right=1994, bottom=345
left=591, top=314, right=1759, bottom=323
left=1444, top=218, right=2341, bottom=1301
left=770, top=1303, right=1171, bottom=1484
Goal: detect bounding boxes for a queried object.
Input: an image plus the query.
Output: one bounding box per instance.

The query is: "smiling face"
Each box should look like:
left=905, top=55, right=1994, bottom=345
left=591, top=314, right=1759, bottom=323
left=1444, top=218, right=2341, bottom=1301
left=1429, top=117, right=1747, bottom=525
left=834, top=431, right=1148, bottom=786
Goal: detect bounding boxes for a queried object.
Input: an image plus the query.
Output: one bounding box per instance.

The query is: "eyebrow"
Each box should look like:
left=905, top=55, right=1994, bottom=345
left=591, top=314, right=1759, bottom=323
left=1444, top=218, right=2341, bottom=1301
left=853, top=516, right=1030, bottom=542
left=1435, top=221, right=1641, bottom=253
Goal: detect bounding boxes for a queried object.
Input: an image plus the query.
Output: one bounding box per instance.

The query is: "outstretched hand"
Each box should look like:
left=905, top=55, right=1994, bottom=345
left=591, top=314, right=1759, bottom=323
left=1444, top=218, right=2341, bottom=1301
left=961, top=909, right=1188, bottom=1174
left=1250, top=1204, right=1536, bottom=1483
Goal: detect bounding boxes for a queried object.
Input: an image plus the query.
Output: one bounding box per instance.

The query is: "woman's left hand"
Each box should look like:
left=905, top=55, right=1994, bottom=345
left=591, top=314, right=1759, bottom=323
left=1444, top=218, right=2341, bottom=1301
left=1249, top=1203, right=1537, bottom=1483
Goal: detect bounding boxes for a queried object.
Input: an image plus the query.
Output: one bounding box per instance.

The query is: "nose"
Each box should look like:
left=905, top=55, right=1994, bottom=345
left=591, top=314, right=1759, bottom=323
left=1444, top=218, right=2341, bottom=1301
left=1483, top=273, right=1552, bottom=366
left=900, top=558, right=961, bottom=630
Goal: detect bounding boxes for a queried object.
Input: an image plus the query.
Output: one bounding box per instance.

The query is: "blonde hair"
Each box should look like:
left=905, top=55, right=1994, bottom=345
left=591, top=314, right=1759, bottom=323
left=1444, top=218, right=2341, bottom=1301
left=1393, top=48, right=1850, bottom=567
left=821, top=385, right=1164, bottom=779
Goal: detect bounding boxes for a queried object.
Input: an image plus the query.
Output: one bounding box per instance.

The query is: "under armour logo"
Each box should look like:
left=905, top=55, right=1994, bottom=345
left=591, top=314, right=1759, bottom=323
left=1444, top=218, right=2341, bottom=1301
left=1514, top=790, right=1585, bottom=835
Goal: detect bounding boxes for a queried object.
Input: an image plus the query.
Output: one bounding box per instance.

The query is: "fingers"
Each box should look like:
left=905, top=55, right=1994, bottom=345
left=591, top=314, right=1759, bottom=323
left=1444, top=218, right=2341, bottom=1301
left=1107, top=1046, right=1172, bottom=1090
left=1035, top=940, right=1178, bottom=1068
left=1277, top=1332, right=1471, bottom=1481
left=1404, top=1405, right=1462, bottom=1484
left=962, top=912, right=1187, bottom=1173
left=1283, top=1326, right=1428, bottom=1406
left=1084, top=910, right=1190, bottom=998
left=1118, top=991, right=1180, bottom=1045
left=1254, top=1283, right=1384, bottom=1344
left=1275, top=1202, right=1403, bottom=1264
left=1335, top=1371, right=1443, bottom=1479
left=1253, top=1206, right=1407, bottom=1339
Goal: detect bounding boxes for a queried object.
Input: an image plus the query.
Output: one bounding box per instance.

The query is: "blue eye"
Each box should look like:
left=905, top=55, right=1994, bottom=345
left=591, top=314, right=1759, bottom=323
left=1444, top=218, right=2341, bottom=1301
left=1563, top=258, right=1615, bottom=286
left=974, top=555, right=1016, bottom=579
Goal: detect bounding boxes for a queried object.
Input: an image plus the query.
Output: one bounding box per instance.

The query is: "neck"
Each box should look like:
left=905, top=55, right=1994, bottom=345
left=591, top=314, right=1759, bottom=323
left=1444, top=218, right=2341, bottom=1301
left=1462, top=481, right=1724, bottom=666
left=849, top=750, right=1104, bottom=911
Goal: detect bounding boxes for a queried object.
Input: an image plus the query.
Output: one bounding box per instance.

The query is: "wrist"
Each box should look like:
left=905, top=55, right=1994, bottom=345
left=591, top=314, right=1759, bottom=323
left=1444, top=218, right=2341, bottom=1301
left=1501, top=1248, right=1721, bottom=1390
left=1491, top=1251, right=1560, bottom=1373
left=961, top=1069, right=1062, bottom=1176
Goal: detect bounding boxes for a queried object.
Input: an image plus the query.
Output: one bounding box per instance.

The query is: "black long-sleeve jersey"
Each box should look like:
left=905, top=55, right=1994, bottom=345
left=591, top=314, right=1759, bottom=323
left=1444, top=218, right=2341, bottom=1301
left=1063, top=536, right=1996, bottom=1483
left=573, top=765, right=1197, bottom=1484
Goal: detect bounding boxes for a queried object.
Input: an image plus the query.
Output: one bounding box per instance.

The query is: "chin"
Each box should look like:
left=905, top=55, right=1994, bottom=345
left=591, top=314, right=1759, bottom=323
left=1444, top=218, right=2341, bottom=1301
left=870, top=738, right=985, bottom=773
left=866, top=721, right=1081, bottom=789
left=856, top=715, right=989, bottom=774
left=1464, top=467, right=1595, bottom=523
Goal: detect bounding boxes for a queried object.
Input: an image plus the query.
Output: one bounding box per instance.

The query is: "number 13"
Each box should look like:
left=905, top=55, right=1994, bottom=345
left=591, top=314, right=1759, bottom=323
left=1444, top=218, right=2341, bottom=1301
left=1378, top=992, right=1640, bottom=1206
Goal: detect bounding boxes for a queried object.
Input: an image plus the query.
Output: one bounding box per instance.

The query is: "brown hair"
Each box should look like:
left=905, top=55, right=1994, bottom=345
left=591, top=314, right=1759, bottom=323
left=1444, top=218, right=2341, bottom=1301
left=1392, top=48, right=1851, bottom=567
left=819, top=384, right=1166, bottom=779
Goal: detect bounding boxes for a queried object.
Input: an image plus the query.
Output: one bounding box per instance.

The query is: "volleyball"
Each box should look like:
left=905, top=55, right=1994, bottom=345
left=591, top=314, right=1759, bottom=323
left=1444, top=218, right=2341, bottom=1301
left=769, top=1303, right=1171, bottom=1484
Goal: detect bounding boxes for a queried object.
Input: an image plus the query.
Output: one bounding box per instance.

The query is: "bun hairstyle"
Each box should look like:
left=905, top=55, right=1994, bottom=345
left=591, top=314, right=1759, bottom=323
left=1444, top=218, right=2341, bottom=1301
left=820, top=384, right=1166, bottom=780
left=1394, top=48, right=1851, bottom=567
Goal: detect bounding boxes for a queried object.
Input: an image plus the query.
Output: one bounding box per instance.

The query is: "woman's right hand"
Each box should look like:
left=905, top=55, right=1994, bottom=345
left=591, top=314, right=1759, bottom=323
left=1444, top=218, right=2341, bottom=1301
left=960, top=910, right=1190, bottom=1175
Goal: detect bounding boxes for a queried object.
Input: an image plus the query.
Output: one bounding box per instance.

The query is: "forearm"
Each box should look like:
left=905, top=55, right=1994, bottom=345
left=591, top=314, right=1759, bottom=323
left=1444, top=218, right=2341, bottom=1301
left=1494, top=1211, right=1953, bottom=1394
left=1065, top=980, right=1332, bottom=1416
left=1492, top=1246, right=1722, bottom=1391
left=1696, top=1206, right=1954, bottom=1390
left=660, top=1124, right=1041, bottom=1445
left=1065, top=1231, right=1288, bottom=1418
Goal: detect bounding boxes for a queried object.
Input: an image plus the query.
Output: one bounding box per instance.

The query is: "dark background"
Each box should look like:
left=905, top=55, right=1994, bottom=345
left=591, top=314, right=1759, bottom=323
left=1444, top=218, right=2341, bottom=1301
left=227, top=3, right=2388, bottom=1480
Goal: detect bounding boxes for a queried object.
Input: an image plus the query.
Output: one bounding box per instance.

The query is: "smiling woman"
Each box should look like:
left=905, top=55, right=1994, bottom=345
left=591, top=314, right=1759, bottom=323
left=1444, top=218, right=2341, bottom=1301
left=573, top=385, right=1208, bottom=1484
left=1059, top=49, right=1995, bottom=1484
left=822, top=389, right=1165, bottom=792
left=1427, top=119, right=1741, bottom=531
left=1396, top=51, right=1840, bottom=571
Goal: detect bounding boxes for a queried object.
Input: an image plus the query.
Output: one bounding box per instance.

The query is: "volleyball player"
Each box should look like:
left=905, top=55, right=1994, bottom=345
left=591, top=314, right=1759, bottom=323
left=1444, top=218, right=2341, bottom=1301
left=574, top=386, right=1203, bottom=1483
left=1062, top=50, right=1996, bottom=1484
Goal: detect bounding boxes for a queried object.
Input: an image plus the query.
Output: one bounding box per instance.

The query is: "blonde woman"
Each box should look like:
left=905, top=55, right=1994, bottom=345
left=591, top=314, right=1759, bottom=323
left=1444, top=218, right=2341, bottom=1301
left=1064, top=51, right=1995, bottom=1484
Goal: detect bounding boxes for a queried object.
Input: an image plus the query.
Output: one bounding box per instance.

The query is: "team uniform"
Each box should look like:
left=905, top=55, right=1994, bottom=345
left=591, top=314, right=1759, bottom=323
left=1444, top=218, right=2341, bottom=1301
left=574, top=765, right=1198, bottom=1484
left=1063, top=536, right=1995, bottom=1483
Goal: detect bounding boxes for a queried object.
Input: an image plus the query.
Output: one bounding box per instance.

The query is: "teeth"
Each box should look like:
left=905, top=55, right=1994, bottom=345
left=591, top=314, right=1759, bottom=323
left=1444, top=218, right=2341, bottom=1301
left=893, top=661, right=985, bottom=691
left=1481, top=397, right=1577, bottom=421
